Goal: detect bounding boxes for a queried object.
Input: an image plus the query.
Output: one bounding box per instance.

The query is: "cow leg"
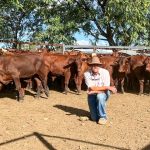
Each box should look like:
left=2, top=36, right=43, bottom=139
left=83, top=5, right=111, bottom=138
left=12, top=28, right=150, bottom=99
left=75, top=75, right=83, bottom=95
left=139, top=80, right=144, bottom=95
left=26, top=79, right=32, bottom=90
left=0, top=83, right=3, bottom=91
left=110, top=77, right=114, bottom=86
left=34, top=78, right=43, bottom=99
left=120, top=78, right=125, bottom=94
left=38, top=71, right=49, bottom=98
left=13, top=78, right=24, bottom=101
left=114, top=78, right=119, bottom=91
left=64, top=71, right=71, bottom=94
left=41, top=78, right=49, bottom=97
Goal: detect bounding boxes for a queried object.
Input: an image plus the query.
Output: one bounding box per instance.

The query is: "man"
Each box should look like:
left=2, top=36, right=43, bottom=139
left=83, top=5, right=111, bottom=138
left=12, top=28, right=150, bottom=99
left=84, top=55, right=117, bottom=125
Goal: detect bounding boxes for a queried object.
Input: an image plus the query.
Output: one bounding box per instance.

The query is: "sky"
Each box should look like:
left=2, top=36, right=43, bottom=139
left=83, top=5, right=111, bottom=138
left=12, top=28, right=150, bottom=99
left=74, top=32, right=109, bottom=46
left=0, top=31, right=109, bottom=49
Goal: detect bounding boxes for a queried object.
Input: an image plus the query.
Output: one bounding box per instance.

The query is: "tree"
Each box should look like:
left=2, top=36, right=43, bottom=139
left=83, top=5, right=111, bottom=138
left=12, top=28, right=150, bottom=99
left=0, top=0, right=43, bottom=48
left=32, top=0, right=78, bottom=44
left=49, top=0, right=150, bottom=46
left=1, top=0, right=149, bottom=46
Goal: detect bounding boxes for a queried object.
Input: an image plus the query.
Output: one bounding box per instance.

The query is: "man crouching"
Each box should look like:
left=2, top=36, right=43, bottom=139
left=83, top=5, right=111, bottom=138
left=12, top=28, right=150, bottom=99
left=84, top=55, right=117, bottom=125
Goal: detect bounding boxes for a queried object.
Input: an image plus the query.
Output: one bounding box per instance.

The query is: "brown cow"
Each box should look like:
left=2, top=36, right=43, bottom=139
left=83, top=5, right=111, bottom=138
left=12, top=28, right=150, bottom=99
left=144, top=56, right=150, bottom=94
left=117, top=55, right=148, bottom=95
left=113, top=56, right=131, bottom=93
left=145, top=56, right=150, bottom=72
left=39, top=52, right=87, bottom=94
left=0, top=53, right=48, bottom=101
left=98, top=56, right=120, bottom=86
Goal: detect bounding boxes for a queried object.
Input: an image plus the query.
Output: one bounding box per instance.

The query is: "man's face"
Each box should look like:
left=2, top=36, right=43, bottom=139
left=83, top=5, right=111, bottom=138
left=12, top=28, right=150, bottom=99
left=91, top=65, right=100, bottom=74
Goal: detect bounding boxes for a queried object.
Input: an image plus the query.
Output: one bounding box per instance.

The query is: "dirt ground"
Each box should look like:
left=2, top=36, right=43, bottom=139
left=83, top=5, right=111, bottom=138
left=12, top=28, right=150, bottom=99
left=0, top=90, right=150, bottom=150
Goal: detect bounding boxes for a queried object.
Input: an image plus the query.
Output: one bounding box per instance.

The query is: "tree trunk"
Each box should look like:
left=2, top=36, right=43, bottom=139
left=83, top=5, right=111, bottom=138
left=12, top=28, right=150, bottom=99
left=12, top=29, right=18, bottom=49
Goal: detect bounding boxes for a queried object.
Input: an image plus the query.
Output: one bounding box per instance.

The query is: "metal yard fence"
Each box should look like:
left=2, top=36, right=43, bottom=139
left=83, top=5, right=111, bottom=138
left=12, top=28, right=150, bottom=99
left=0, top=40, right=150, bottom=55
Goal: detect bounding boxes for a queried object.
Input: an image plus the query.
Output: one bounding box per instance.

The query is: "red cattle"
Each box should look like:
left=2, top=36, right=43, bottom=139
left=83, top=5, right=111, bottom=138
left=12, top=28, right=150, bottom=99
left=39, top=52, right=87, bottom=95
left=145, top=56, right=150, bottom=72
left=98, top=56, right=120, bottom=86
left=0, top=53, right=48, bottom=101
left=113, top=56, right=132, bottom=93
left=117, top=55, right=148, bottom=95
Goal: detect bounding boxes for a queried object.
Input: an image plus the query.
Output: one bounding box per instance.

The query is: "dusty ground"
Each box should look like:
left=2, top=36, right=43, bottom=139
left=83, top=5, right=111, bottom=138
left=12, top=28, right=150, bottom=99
left=0, top=90, right=150, bottom=150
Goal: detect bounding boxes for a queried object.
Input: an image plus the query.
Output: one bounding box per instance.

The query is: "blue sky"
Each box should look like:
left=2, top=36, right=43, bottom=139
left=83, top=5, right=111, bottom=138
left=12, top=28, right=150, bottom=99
left=0, top=31, right=109, bottom=48
left=74, top=32, right=109, bottom=46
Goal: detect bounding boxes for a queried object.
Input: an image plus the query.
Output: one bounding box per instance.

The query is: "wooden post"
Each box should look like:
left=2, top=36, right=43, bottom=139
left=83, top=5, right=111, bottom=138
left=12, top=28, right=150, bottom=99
left=62, top=44, right=65, bottom=54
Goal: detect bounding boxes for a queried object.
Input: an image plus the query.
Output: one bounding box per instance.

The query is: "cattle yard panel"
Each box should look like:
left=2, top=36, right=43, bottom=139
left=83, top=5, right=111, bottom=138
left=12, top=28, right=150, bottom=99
left=0, top=40, right=150, bottom=55
left=64, top=45, right=150, bottom=55
left=0, top=40, right=64, bottom=52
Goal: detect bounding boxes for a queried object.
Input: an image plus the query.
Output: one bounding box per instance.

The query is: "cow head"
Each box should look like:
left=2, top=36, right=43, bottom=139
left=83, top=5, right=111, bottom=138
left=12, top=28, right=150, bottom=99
left=75, top=52, right=87, bottom=72
left=118, top=57, right=131, bottom=74
left=110, top=57, right=120, bottom=66
left=66, top=52, right=89, bottom=73
left=66, top=55, right=83, bottom=73
left=144, top=57, right=150, bottom=72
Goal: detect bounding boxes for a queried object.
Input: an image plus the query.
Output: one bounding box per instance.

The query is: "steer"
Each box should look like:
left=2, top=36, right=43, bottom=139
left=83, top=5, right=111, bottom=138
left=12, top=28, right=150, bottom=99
left=117, top=55, right=148, bottom=95
left=39, top=52, right=87, bottom=94
left=98, top=56, right=120, bottom=86
left=0, top=53, right=48, bottom=101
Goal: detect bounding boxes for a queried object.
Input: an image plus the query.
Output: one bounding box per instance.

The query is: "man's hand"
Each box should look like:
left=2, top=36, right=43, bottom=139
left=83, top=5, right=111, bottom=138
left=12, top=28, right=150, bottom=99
left=108, top=86, right=117, bottom=94
left=87, top=90, right=98, bottom=94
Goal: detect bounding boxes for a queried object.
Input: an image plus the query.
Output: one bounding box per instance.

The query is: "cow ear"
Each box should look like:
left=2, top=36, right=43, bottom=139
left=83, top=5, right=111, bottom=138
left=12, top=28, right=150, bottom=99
left=144, top=57, right=149, bottom=64
left=127, top=57, right=131, bottom=61
left=64, top=58, right=75, bottom=69
left=68, top=58, right=74, bottom=65
left=111, top=58, right=120, bottom=66
left=111, top=61, right=118, bottom=66
left=127, top=65, right=131, bottom=74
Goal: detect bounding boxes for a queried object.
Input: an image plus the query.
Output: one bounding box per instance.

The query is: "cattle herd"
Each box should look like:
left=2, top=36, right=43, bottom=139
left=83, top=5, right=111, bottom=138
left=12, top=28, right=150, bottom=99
left=0, top=48, right=150, bottom=102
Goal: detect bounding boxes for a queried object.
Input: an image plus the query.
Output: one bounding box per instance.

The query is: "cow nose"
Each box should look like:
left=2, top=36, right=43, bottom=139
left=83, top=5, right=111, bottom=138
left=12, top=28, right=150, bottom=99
left=118, top=68, right=123, bottom=73
left=78, top=69, right=81, bottom=72
left=146, top=67, right=150, bottom=72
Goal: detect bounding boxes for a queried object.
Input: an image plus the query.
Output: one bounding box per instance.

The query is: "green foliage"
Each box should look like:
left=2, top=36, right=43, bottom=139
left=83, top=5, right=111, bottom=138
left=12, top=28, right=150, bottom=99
left=106, top=0, right=150, bottom=45
left=0, top=0, right=43, bottom=45
left=54, top=0, right=149, bottom=46
left=0, top=0, right=149, bottom=46
left=32, top=0, right=78, bottom=44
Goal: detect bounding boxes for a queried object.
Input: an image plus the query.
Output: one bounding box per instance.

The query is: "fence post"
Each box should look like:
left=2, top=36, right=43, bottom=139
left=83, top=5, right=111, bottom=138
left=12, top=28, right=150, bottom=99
left=62, top=44, right=65, bottom=54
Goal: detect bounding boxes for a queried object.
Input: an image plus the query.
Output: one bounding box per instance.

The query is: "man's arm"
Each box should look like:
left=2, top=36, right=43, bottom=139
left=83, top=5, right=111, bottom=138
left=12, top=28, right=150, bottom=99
left=89, top=86, right=117, bottom=94
left=84, top=70, right=117, bottom=94
left=89, top=86, right=109, bottom=91
left=87, top=70, right=117, bottom=93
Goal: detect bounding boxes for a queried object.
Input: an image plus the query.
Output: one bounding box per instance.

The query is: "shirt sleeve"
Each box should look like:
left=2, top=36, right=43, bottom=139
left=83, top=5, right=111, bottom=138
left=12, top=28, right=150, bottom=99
left=84, top=72, right=93, bottom=88
left=102, top=70, right=110, bottom=86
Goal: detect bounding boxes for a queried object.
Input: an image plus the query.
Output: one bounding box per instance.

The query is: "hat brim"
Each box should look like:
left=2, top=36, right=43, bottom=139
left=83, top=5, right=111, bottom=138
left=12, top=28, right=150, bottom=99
left=88, top=62, right=102, bottom=66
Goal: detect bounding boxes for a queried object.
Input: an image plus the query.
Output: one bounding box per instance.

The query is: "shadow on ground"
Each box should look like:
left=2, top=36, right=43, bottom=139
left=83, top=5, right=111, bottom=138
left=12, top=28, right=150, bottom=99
left=54, top=104, right=90, bottom=117
left=0, top=132, right=131, bottom=150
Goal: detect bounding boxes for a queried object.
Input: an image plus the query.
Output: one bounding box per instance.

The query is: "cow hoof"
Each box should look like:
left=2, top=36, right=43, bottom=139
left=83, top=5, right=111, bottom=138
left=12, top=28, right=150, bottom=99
left=46, top=94, right=49, bottom=97
left=138, top=93, right=144, bottom=96
left=77, top=92, right=82, bottom=95
left=44, top=91, right=49, bottom=97
left=62, top=91, right=67, bottom=95
left=18, top=99, right=24, bottom=103
left=34, top=95, right=40, bottom=99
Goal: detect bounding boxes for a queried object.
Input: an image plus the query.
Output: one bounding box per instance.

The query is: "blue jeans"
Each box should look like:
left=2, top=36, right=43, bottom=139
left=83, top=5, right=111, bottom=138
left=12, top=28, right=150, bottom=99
left=87, top=90, right=110, bottom=121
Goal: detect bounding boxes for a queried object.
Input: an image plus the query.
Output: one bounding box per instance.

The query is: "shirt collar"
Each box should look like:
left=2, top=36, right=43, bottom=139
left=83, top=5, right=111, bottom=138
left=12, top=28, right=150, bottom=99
left=90, top=68, right=101, bottom=76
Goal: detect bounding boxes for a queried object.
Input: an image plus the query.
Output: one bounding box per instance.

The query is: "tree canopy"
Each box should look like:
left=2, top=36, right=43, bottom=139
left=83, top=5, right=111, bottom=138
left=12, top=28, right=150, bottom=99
left=0, top=0, right=149, bottom=46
